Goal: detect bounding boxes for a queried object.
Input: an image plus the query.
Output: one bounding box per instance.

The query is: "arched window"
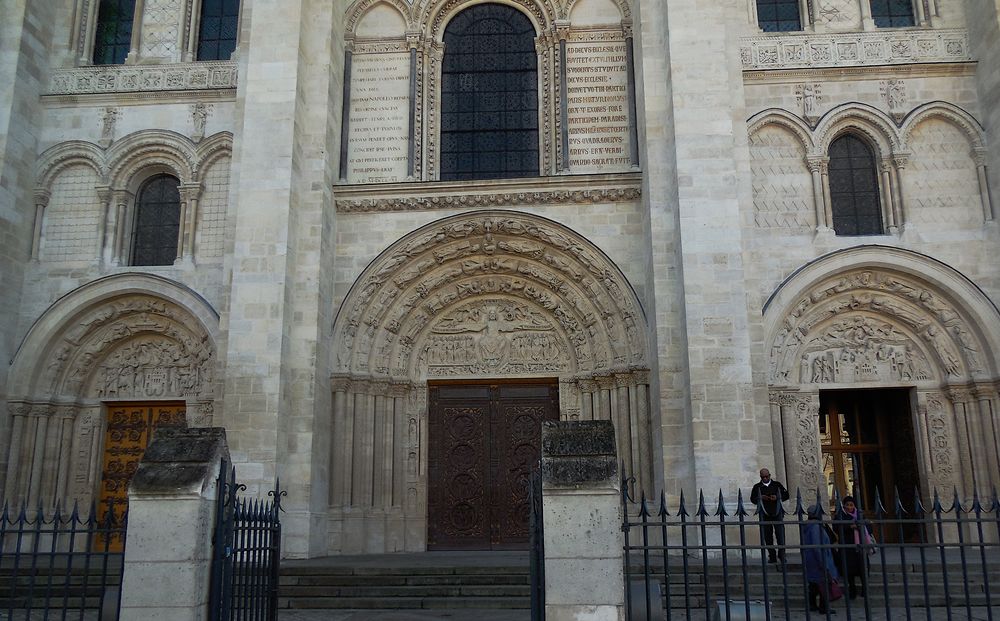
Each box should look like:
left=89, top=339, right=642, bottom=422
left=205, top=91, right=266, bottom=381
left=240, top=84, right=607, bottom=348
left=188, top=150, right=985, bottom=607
left=197, top=0, right=241, bottom=61
left=756, top=0, right=801, bottom=31
left=93, top=0, right=136, bottom=65
left=440, top=4, right=539, bottom=181
left=870, top=0, right=915, bottom=27
left=828, top=135, right=883, bottom=236
left=132, top=175, right=181, bottom=266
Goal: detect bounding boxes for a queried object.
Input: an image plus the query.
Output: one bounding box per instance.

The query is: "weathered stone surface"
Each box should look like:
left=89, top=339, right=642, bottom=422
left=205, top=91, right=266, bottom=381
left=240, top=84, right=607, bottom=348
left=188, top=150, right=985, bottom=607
left=542, top=421, right=619, bottom=486
left=130, top=427, right=229, bottom=495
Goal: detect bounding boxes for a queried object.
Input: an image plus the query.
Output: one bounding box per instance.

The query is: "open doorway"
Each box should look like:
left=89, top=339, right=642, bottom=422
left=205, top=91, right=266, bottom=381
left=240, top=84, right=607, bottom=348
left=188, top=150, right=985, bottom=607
left=819, top=388, right=921, bottom=540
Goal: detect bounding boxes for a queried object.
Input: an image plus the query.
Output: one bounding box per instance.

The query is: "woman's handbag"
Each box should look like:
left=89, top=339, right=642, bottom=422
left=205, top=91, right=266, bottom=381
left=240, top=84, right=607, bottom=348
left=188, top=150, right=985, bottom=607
left=828, top=577, right=844, bottom=602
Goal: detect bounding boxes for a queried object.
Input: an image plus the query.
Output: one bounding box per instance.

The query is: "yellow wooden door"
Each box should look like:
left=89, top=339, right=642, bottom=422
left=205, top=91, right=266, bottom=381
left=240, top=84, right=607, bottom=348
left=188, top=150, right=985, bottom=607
left=97, top=403, right=186, bottom=551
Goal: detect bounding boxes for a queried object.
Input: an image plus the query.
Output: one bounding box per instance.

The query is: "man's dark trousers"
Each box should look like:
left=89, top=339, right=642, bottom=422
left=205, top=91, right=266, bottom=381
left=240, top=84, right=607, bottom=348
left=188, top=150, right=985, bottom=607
left=760, top=514, right=786, bottom=562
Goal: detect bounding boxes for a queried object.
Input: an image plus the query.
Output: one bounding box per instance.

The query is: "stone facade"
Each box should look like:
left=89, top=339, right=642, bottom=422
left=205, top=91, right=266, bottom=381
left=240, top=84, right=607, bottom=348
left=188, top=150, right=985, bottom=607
left=1, top=0, right=999, bottom=559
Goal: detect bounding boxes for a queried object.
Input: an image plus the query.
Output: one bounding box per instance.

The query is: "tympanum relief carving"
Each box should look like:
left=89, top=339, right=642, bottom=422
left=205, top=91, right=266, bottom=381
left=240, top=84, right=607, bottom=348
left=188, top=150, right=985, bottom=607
left=42, top=294, right=216, bottom=401
left=769, top=269, right=984, bottom=386
left=419, top=299, right=569, bottom=376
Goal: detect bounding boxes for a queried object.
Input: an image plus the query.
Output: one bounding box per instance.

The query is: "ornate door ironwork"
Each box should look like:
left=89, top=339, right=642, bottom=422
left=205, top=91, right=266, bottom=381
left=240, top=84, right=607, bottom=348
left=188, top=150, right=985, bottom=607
left=98, top=402, right=186, bottom=550
left=427, top=381, right=558, bottom=550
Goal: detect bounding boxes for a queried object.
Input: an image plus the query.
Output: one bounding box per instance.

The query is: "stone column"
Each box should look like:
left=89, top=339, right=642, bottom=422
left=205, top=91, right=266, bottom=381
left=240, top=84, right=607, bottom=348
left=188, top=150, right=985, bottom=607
left=806, top=156, right=829, bottom=231
left=179, top=182, right=202, bottom=262
left=125, top=0, right=146, bottom=63
left=819, top=157, right=835, bottom=230
left=111, top=190, right=132, bottom=265
left=972, top=147, right=994, bottom=222
left=120, top=427, right=230, bottom=621
left=541, top=421, right=624, bottom=621
left=30, top=189, right=50, bottom=260
left=879, top=160, right=898, bottom=233
left=858, top=0, right=876, bottom=29
left=2, top=403, right=30, bottom=502
left=891, top=153, right=909, bottom=229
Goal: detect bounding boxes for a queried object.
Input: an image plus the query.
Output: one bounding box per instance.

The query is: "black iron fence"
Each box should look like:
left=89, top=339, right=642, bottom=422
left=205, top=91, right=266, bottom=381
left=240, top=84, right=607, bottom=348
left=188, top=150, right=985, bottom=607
left=530, top=467, right=545, bottom=621
left=0, top=502, right=126, bottom=620
left=622, top=476, right=1000, bottom=621
left=209, top=462, right=284, bottom=621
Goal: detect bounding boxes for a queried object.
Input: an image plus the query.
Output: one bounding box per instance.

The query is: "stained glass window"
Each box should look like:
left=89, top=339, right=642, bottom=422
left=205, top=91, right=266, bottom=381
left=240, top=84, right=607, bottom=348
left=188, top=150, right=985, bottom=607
left=829, top=135, right=884, bottom=236
left=132, top=175, right=181, bottom=266
left=440, top=5, right=539, bottom=181
left=92, top=0, right=135, bottom=65
left=197, top=0, right=241, bottom=61
left=870, top=0, right=916, bottom=27
left=756, top=0, right=802, bottom=32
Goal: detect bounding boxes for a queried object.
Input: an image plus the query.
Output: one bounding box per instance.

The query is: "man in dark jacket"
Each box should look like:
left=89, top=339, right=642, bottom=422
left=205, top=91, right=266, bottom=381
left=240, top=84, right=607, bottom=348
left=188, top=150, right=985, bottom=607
left=750, top=468, right=790, bottom=563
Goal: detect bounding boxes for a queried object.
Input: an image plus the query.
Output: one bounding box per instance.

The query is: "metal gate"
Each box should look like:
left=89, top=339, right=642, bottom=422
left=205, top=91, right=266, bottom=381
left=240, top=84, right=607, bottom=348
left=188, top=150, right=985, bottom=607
left=529, top=467, right=545, bottom=621
left=209, top=462, right=285, bottom=621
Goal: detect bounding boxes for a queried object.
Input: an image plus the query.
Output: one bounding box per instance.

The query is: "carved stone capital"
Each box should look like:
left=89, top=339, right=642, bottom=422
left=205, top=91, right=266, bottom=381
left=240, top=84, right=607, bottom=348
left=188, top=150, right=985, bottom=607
left=178, top=182, right=203, bottom=202
left=8, top=402, right=31, bottom=417
left=891, top=152, right=910, bottom=169
left=112, top=189, right=133, bottom=206
left=34, top=188, right=52, bottom=208
left=971, top=147, right=989, bottom=167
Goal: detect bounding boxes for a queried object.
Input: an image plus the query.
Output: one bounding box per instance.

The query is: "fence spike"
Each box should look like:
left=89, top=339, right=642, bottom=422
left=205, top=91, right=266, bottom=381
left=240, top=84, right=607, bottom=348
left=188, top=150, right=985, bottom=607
left=815, top=486, right=829, bottom=517
left=893, top=487, right=906, bottom=518
left=932, top=488, right=944, bottom=513
left=873, top=486, right=887, bottom=518
left=735, top=489, right=748, bottom=518
left=950, top=487, right=963, bottom=513
left=793, top=488, right=805, bottom=519
left=677, top=489, right=689, bottom=517
left=696, top=490, right=709, bottom=518
left=714, top=489, right=728, bottom=517
left=971, top=489, right=983, bottom=514
left=913, top=485, right=927, bottom=515
left=831, top=488, right=843, bottom=517
left=1, top=501, right=8, bottom=524
left=639, top=492, right=651, bottom=519
left=658, top=491, right=670, bottom=518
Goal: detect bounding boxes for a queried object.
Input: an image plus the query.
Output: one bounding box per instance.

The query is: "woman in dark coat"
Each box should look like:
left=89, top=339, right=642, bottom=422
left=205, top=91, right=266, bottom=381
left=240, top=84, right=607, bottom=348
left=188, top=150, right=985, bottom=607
left=836, top=496, right=872, bottom=599
left=802, top=505, right=840, bottom=614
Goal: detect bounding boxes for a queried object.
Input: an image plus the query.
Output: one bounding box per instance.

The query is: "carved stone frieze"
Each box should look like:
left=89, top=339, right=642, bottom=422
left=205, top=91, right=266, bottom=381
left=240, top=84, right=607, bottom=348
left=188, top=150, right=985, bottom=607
left=336, top=185, right=641, bottom=213
left=47, top=62, right=238, bottom=96
left=798, top=317, right=932, bottom=384
left=921, top=392, right=956, bottom=491
left=740, top=29, right=970, bottom=71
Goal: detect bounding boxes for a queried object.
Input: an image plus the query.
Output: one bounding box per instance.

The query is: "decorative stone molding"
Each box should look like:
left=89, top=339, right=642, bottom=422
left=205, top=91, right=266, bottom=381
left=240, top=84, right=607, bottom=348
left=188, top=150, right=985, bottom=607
left=740, top=29, right=970, bottom=70
left=334, top=173, right=641, bottom=213
left=47, top=61, right=238, bottom=96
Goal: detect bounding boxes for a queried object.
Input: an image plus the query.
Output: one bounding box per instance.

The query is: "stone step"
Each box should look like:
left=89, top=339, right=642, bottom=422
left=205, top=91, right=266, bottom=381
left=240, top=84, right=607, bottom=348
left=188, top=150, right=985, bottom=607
left=281, top=585, right=531, bottom=598
left=281, top=574, right=530, bottom=587
left=281, top=596, right=530, bottom=610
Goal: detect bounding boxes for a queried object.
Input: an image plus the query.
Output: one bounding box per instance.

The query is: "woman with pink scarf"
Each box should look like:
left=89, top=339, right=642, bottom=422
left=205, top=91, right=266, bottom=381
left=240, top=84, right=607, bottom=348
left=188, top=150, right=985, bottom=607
left=835, top=496, right=874, bottom=600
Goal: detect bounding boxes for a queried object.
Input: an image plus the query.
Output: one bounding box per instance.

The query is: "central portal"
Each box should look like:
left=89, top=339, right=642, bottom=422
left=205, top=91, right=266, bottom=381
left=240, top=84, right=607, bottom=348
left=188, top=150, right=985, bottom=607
left=427, top=380, right=559, bottom=550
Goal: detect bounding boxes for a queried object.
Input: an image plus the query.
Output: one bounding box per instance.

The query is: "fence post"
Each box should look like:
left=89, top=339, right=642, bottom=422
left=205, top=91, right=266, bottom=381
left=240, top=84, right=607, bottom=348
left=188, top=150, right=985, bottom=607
left=541, top=420, right=624, bottom=621
left=119, top=427, right=230, bottom=621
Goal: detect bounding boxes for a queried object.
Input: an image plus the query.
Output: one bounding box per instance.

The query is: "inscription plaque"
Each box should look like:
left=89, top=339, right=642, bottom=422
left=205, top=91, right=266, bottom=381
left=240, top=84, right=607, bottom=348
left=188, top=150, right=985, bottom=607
left=565, top=36, right=631, bottom=172
left=348, top=51, right=410, bottom=183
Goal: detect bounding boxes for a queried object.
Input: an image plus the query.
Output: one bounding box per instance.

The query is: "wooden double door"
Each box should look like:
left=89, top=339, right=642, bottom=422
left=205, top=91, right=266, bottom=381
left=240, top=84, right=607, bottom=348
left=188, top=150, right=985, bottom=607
left=427, top=381, right=559, bottom=550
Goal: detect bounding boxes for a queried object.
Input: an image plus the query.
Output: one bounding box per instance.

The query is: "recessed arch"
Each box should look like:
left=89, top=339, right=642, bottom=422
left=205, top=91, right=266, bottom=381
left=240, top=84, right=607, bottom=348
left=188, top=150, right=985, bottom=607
left=899, top=101, right=986, bottom=152
left=747, top=108, right=816, bottom=153
left=345, top=0, right=413, bottom=36
left=35, top=141, right=107, bottom=191
left=422, top=0, right=553, bottom=41
left=814, top=103, right=900, bottom=158
left=567, top=0, right=628, bottom=23
left=106, top=130, right=198, bottom=189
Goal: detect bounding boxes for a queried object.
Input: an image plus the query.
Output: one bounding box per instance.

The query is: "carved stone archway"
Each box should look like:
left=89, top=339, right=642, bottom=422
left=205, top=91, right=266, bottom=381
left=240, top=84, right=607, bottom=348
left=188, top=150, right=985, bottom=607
left=765, top=246, right=1000, bottom=501
left=3, top=274, right=219, bottom=509
left=329, top=210, right=651, bottom=554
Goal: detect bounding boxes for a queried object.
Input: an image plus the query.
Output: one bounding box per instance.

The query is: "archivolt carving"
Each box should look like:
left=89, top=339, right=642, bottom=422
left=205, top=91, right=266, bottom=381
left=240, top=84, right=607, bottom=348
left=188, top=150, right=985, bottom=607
left=34, top=141, right=107, bottom=190
left=899, top=101, right=987, bottom=152
left=419, top=0, right=556, bottom=38
left=747, top=109, right=816, bottom=151
left=8, top=274, right=220, bottom=403
left=813, top=103, right=899, bottom=156
left=766, top=248, right=998, bottom=387
left=333, top=211, right=647, bottom=379
left=345, top=0, right=414, bottom=35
